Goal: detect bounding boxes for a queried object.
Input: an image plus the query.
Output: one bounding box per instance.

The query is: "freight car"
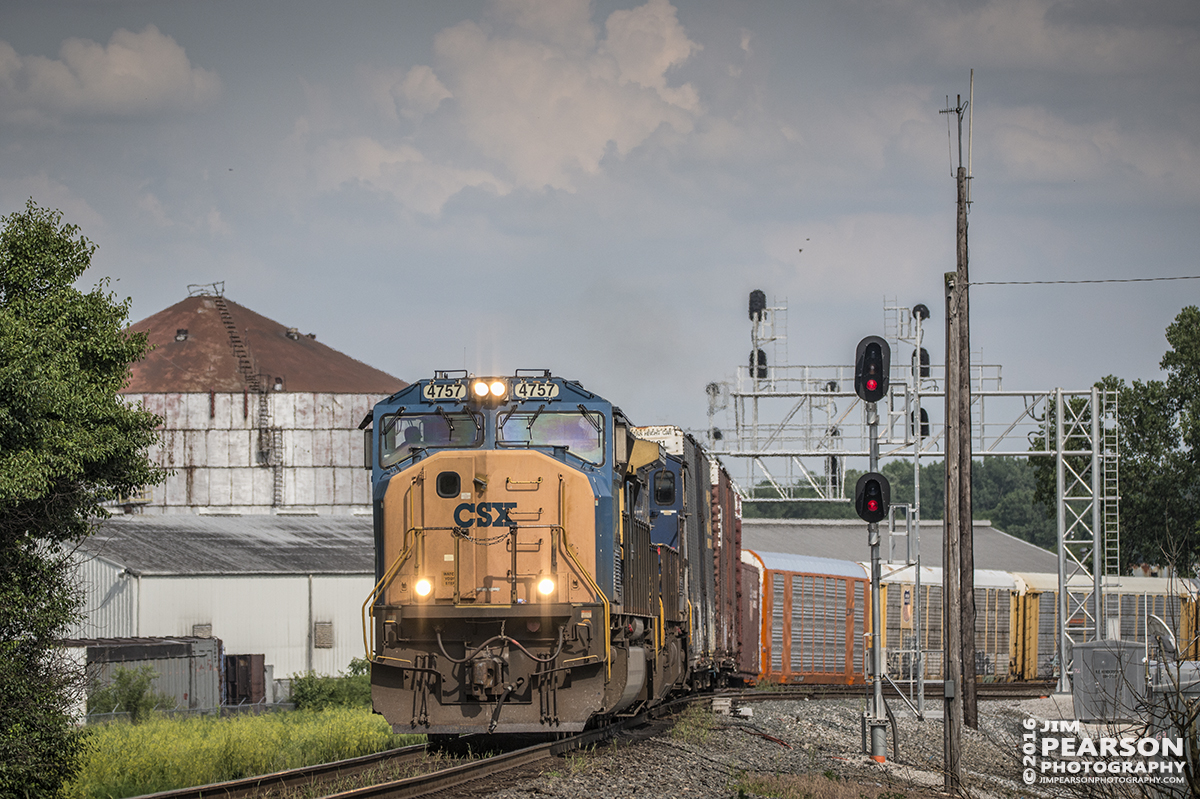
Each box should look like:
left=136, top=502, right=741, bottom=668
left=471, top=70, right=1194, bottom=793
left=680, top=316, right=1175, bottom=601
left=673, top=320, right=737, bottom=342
left=361, top=372, right=746, bottom=737
left=740, top=553, right=1195, bottom=687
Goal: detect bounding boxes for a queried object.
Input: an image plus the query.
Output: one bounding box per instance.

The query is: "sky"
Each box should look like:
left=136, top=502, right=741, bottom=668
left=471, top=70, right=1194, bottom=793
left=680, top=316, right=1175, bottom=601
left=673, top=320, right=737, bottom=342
left=1, top=0, right=1198, bottom=434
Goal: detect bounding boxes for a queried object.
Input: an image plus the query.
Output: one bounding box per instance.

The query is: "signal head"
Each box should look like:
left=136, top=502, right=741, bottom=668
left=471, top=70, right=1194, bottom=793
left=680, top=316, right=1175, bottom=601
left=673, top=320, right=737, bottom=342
left=854, top=336, right=891, bottom=403
left=854, top=471, right=891, bottom=524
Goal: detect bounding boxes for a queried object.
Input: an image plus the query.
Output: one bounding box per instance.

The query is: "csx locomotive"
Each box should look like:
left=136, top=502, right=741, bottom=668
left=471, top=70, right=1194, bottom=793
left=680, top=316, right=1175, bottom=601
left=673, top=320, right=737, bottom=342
left=362, top=370, right=744, bottom=736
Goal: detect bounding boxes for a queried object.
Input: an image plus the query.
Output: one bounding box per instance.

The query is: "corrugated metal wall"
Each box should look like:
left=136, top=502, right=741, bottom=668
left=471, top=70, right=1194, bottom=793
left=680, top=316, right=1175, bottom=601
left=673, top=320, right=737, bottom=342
left=134, top=574, right=372, bottom=677
left=88, top=638, right=222, bottom=711
left=123, top=392, right=386, bottom=513
left=70, top=555, right=134, bottom=639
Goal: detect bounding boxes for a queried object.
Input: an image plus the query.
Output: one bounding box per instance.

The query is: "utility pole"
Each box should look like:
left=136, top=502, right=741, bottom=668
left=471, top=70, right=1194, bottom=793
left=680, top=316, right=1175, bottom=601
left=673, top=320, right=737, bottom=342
left=943, top=271, right=964, bottom=791
left=954, top=145, right=978, bottom=732
left=956, top=75, right=978, bottom=731
left=941, top=72, right=977, bottom=791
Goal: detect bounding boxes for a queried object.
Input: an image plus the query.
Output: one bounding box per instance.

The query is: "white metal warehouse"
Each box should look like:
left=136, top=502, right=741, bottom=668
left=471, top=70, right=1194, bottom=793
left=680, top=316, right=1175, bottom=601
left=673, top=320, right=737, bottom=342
left=73, top=515, right=374, bottom=679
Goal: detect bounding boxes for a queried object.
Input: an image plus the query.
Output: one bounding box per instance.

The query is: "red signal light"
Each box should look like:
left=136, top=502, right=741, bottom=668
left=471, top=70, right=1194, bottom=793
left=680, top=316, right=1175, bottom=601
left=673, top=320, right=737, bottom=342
left=867, top=499, right=879, bottom=512
left=866, top=379, right=878, bottom=392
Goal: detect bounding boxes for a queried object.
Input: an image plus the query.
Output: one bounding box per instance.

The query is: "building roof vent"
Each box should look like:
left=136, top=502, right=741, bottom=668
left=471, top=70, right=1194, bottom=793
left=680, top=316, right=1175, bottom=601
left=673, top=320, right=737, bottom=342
left=175, top=329, right=189, bottom=341
left=286, top=328, right=299, bottom=340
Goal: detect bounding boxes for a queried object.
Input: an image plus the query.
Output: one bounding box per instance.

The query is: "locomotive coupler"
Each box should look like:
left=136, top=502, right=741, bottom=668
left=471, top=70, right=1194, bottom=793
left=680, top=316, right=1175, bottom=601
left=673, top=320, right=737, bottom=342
left=468, top=654, right=508, bottom=699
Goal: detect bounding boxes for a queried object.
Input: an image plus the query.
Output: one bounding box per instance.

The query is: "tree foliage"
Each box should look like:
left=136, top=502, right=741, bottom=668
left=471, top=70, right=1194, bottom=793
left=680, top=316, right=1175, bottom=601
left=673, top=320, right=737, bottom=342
left=1021, top=307, right=1200, bottom=574
left=1109, top=307, right=1200, bottom=574
left=0, top=200, right=165, bottom=796
left=290, top=658, right=372, bottom=710
left=744, top=457, right=1055, bottom=549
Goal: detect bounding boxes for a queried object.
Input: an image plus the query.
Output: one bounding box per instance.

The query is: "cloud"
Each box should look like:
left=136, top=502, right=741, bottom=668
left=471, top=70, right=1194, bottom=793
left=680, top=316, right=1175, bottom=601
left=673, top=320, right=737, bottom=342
left=602, top=0, right=700, bottom=110
left=0, top=173, right=105, bottom=234
left=433, top=0, right=701, bottom=191
left=309, top=136, right=509, bottom=216
left=397, top=65, right=452, bottom=120
left=984, top=105, right=1200, bottom=199
left=0, top=25, right=220, bottom=125
left=864, top=0, right=1200, bottom=76
left=359, top=64, right=451, bottom=122
left=308, top=0, right=704, bottom=215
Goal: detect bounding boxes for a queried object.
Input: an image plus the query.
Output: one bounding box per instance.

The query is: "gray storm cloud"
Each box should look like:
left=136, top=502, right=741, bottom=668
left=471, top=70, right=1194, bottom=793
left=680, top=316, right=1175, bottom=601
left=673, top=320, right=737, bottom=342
left=311, top=0, right=703, bottom=213
left=0, top=25, right=220, bottom=125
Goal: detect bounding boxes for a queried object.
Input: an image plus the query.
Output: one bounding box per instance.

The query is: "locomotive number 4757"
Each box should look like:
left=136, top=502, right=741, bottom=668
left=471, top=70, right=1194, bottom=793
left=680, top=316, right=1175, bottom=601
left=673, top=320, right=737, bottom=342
left=513, top=381, right=559, bottom=399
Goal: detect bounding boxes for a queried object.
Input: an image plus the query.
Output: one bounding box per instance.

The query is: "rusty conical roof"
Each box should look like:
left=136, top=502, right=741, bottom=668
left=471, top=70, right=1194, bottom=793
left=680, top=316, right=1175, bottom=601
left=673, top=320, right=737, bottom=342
left=122, top=295, right=406, bottom=394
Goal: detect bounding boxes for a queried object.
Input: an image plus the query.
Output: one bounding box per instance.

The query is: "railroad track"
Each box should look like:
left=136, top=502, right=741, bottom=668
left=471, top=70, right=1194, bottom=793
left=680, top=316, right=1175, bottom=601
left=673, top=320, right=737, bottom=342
left=130, top=742, right=431, bottom=799
left=130, top=700, right=686, bottom=799
left=731, top=680, right=1057, bottom=703
left=131, top=683, right=1053, bottom=799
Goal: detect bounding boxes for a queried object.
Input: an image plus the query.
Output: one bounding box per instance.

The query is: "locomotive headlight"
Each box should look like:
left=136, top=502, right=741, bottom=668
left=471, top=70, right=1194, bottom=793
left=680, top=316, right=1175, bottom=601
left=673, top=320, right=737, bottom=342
left=537, top=577, right=555, bottom=596
left=414, top=578, right=433, bottom=597
left=472, top=381, right=489, bottom=398
left=489, top=380, right=506, bottom=398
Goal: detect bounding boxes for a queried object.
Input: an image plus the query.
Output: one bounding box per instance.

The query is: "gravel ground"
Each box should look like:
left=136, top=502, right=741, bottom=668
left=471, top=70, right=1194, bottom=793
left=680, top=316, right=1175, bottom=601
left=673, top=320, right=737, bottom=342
left=466, top=696, right=1066, bottom=799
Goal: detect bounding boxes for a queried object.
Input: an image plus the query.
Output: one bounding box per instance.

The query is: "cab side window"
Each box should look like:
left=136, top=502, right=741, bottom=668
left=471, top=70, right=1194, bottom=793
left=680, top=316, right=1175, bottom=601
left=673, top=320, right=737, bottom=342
left=653, top=470, right=676, bottom=506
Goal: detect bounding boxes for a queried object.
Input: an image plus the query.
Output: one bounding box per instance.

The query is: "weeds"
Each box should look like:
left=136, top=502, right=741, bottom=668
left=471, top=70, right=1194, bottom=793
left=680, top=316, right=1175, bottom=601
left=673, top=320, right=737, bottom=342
left=563, top=743, right=597, bottom=774
left=87, top=666, right=178, bottom=723
left=63, top=706, right=421, bottom=799
left=290, top=657, right=372, bottom=710
left=671, top=703, right=716, bottom=745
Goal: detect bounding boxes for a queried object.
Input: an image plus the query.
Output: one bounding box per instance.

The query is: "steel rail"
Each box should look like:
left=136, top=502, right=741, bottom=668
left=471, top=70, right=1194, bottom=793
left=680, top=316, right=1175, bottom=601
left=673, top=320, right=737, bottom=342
left=129, top=743, right=429, bottom=799
left=324, top=697, right=693, bottom=799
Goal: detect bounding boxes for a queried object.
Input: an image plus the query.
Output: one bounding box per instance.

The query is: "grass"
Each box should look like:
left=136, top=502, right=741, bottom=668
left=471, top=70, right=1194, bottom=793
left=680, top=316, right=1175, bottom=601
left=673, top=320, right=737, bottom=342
left=64, top=707, right=423, bottom=799
left=671, top=703, right=716, bottom=745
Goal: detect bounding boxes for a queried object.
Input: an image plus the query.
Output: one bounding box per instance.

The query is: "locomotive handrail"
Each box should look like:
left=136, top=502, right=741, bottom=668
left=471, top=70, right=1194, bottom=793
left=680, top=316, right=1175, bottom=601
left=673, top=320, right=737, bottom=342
left=657, top=599, right=665, bottom=652
left=362, top=480, right=423, bottom=661
left=556, top=474, right=610, bottom=679
left=361, top=538, right=417, bottom=661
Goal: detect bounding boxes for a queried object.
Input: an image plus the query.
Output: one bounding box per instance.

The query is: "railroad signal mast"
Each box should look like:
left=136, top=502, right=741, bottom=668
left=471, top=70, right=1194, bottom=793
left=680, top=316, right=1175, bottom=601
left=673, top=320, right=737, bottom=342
left=853, top=336, right=893, bottom=763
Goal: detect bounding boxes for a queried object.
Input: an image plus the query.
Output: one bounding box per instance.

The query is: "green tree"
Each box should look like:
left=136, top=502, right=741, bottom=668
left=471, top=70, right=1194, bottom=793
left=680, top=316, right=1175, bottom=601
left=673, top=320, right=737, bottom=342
left=290, top=658, right=372, bottom=710
left=1116, top=307, right=1200, bottom=574
left=744, top=457, right=1054, bottom=550
left=1026, top=308, right=1200, bottom=574
left=0, top=200, right=165, bottom=796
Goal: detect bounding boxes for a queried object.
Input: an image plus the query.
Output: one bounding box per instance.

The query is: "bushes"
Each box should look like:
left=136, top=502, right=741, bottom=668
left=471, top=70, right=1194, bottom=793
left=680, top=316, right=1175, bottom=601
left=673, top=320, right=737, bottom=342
left=291, top=657, right=371, bottom=710
left=64, top=706, right=420, bottom=798
left=87, top=666, right=177, bottom=723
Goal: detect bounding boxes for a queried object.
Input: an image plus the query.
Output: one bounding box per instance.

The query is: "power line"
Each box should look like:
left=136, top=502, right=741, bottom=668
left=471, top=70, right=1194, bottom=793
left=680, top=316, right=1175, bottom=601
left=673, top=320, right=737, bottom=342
left=970, top=275, right=1200, bottom=286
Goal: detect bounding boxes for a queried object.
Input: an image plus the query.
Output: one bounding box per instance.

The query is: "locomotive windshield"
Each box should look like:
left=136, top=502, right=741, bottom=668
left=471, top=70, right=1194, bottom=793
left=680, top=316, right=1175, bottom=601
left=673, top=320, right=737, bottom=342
left=379, top=411, right=482, bottom=467
left=498, top=409, right=605, bottom=464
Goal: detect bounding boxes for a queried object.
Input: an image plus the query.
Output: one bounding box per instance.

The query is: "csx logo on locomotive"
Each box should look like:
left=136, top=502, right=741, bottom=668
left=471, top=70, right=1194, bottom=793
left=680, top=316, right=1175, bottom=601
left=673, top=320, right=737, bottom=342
left=453, top=502, right=518, bottom=527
